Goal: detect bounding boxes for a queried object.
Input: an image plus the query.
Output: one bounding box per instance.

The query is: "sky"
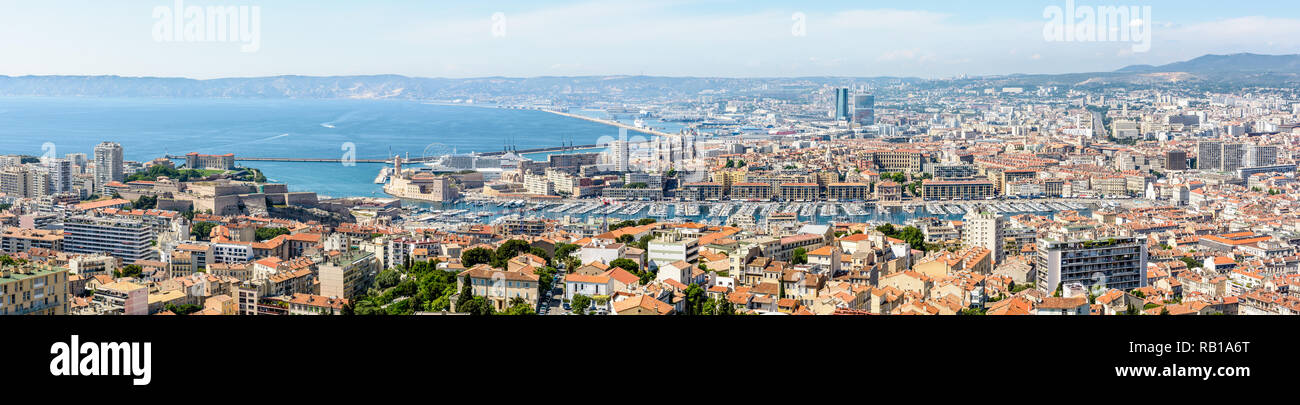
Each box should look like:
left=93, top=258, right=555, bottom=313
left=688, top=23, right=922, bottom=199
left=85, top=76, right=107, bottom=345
left=0, top=0, right=1298, bottom=79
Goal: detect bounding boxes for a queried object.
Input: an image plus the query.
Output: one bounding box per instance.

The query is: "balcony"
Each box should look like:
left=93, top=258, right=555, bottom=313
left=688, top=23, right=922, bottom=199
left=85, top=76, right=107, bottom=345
left=13, top=299, right=60, bottom=315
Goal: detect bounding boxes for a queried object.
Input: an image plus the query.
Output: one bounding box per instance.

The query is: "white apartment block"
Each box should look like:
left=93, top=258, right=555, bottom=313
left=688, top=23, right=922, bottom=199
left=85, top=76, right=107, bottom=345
left=64, top=216, right=158, bottom=263
left=963, top=209, right=1005, bottom=265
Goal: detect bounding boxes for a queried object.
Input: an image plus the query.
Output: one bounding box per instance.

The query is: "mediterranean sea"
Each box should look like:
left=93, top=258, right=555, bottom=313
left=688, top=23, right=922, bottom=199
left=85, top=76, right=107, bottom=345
left=0, top=97, right=622, bottom=198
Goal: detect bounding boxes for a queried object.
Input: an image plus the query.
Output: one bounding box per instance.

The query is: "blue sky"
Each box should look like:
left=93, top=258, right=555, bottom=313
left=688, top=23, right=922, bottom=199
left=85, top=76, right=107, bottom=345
left=1, top=0, right=1297, bottom=79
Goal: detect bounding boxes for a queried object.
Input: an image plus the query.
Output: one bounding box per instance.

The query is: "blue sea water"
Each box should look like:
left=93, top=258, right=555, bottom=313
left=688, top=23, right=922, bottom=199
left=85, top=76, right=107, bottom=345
left=0, top=97, right=624, bottom=198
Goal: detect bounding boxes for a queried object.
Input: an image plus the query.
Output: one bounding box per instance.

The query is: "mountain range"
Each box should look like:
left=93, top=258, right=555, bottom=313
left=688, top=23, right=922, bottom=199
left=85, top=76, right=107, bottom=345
left=0, top=53, right=1296, bottom=100
left=1117, top=53, right=1300, bottom=74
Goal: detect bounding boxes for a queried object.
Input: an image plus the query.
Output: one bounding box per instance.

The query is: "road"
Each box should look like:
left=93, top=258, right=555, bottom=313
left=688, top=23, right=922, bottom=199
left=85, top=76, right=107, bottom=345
left=538, top=270, right=569, bottom=315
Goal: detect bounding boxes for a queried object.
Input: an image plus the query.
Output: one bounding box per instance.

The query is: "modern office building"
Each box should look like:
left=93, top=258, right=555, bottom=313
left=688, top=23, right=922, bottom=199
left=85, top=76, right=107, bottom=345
left=1246, top=145, right=1278, bottom=168
left=1164, top=150, right=1187, bottom=171
left=93, top=141, right=124, bottom=193
left=63, top=216, right=158, bottom=263
left=833, top=88, right=850, bottom=121
left=1036, top=236, right=1147, bottom=294
left=962, top=210, right=1004, bottom=266
left=1197, top=141, right=1221, bottom=171
left=611, top=139, right=629, bottom=172
left=1220, top=143, right=1245, bottom=172
left=929, top=164, right=979, bottom=179
left=853, top=93, right=875, bottom=125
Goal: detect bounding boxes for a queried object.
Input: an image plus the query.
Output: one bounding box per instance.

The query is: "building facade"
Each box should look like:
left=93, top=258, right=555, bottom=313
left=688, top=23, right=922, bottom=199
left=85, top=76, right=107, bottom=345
left=1036, top=236, right=1147, bottom=294
left=64, top=216, right=158, bottom=263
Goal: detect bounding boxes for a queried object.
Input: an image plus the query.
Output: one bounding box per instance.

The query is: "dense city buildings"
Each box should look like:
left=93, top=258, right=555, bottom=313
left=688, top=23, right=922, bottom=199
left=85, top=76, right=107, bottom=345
left=11, top=2, right=1300, bottom=394
left=3, top=56, right=1300, bottom=320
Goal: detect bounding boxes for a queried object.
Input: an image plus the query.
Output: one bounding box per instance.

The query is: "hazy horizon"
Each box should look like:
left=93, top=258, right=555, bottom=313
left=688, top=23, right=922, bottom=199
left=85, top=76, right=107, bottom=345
left=2, top=0, right=1298, bottom=80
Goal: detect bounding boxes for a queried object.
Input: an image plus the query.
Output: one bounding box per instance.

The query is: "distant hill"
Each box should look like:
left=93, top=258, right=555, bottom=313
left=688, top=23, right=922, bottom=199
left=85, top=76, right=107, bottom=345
left=0, top=74, right=888, bottom=100
left=1117, top=53, right=1300, bottom=74
left=1, top=53, right=1297, bottom=99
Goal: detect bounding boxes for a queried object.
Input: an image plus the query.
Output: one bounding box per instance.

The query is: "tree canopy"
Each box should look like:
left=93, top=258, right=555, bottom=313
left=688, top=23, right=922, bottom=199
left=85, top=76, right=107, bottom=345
left=255, top=227, right=291, bottom=241
left=190, top=222, right=218, bottom=240
left=791, top=247, right=808, bottom=265
left=461, top=247, right=495, bottom=267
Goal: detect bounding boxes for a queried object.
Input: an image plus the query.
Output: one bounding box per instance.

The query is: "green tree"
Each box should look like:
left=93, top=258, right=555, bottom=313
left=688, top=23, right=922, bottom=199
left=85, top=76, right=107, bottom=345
left=462, top=296, right=495, bottom=316
left=791, top=247, right=808, bottom=265
left=114, top=264, right=144, bottom=279
left=164, top=303, right=202, bottom=315
left=503, top=297, right=536, bottom=315
left=685, top=283, right=706, bottom=315
left=494, top=239, right=532, bottom=267
left=553, top=243, right=580, bottom=267
left=571, top=294, right=592, bottom=315
left=375, top=270, right=402, bottom=289
left=609, top=220, right=638, bottom=231
left=133, top=195, right=158, bottom=210
left=528, top=247, right=551, bottom=263
left=0, top=255, right=25, bottom=267
left=352, top=299, right=384, bottom=315
left=461, top=247, right=495, bottom=267
left=637, top=270, right=655, bottom=285
left=535, top=266, right=558, bottom=291
left=897, top=226, right=927, bottom=249
left=635, top=234, right=654, bottom=250
left=875, top=223, right=896, bottom=236
left=716, top=299, right=736, bottom=315
left=255, top=227, right=291, bottom=241
left=190, top=222, right=218, bottom=240
left=609, top=258, right=639, bottom=274
left=455, top=275, right=475, bottom=311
